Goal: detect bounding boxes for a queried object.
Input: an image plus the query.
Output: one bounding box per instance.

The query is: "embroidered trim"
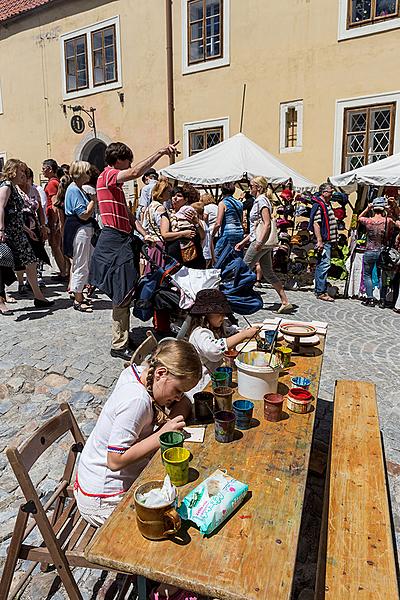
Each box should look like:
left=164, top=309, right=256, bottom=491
left=107, top=445, right=127, bottom=455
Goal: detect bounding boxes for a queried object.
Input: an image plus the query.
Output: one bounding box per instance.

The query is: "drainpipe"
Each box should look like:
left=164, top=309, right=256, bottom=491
left=166, top=0, right=175, bottom=164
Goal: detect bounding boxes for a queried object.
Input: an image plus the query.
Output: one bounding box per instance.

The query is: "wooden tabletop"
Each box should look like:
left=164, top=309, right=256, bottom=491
left=86, top=338, right=325, bottom=600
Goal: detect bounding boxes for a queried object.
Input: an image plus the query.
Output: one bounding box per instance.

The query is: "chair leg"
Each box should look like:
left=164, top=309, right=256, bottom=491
left=0, top=508, right=29, bottom=600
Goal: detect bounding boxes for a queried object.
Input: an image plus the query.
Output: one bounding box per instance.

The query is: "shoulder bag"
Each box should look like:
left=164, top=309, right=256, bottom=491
left=255, top=198, right=278, bottom=248
left=377, top=218, right=400, bottom=270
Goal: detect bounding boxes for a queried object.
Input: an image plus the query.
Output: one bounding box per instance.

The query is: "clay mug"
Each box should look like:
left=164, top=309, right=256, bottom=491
left=133, top=480, right=181, bottom=540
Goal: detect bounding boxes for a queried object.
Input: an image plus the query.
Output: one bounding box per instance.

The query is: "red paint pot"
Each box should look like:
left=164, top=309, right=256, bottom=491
left=224, top=349, right=239, bottom=370
left=264, top=393, right=284, bottom=422
left=287, top=388, right=313, bottom=414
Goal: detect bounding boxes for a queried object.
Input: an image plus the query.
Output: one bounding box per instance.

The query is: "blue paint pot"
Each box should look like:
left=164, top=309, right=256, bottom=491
left=216, top=366, right=233, bottom=388
left=232, top=400, right=254, bottom=430
left=291, top=376, right=311, bottom=390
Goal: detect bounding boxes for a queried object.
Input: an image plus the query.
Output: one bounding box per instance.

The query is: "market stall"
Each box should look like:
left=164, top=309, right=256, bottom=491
left=159, top=133, right=316, bottom=190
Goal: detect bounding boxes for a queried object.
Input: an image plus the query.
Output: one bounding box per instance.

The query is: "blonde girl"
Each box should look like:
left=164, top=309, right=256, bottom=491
left=75, top=339, right=202, bottom=527
left=236, top=176, right=293, bottom=314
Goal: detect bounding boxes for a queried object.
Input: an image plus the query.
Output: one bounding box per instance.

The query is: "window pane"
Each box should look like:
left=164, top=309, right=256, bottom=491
left=206, top=37, right=220, bottom=57
left=370, top=108, right=391, bottom=130
left=77, top=53, right=86, bottom=70
left=190, top=133, right=205, bottom=153
left=105, top=63, right=115, bottom=82
left=375, top=0, right=397, bottom=16
left=67, top=74, right=76, bottom=92
left=347, top=133, right=365, bottom=154
left=190, top=0, right=203, bottom=21
left=77, top=70, right=87, bottom=88
left=105, top=45, right=115, bottom=63
left=285, top=108, right=298, bottom=147
left=190, top=40, right=204, bottom=61
left=348, top=111, right=367, bottom=132
left=206, top=130, right=221, bottom=147
left=190, top=127, right=223, bottom=155
left=76, top=37, right=86, bottom=55
left=93, top=49, right=103, bottom=68
left=65, top=40, right=74, bottom=59
left=103, top=27, right=114, bottom=47
left=351, top=0, right=372, bottom=23
left=206, top=0, right=221, bottom=17
left=92, top=31, right=102, bottom=50
left=190, top=21, right=203, bottom=40
left=94, top=67, right=104, bottom=84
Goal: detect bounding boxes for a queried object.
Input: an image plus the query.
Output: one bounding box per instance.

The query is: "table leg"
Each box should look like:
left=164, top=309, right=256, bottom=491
left=137, top=575, right=148, bottom=600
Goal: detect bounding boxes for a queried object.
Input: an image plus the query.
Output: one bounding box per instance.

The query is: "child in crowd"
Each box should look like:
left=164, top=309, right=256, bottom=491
left=74, top=340, right=202, bottom=527
left=188, top=289, right=259, bottom=373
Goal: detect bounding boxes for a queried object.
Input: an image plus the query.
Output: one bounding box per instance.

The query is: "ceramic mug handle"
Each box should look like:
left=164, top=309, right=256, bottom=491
left=163, top=508, right=181, bottom=535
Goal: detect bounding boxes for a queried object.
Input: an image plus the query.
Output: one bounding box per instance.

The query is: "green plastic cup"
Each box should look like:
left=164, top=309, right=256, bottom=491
left=159, top=431, right=185, bottom=457
left=211, top=371, right=229, bottom=389
left=163, top=447, right=191, bottom=486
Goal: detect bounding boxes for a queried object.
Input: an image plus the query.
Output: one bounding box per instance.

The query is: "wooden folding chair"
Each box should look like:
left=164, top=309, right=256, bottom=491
left=130, top=330, right=158, bottom=366
left=0, top=403, right=117, bottom=600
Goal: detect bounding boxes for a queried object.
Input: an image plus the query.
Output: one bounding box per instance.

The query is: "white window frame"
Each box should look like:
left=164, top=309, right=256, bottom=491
left=338, top=0, right=400, bottom=40
left=279, top=101, right=303, bottom=153
left=333, top=91, right=400, bottom=174
left=182, top=0, right=230, bottom=75
left=60, top=16, right=122, bottom=101
left=0, top=81, right=3, bottom=114
left=183, top=117, right=229, bottom=157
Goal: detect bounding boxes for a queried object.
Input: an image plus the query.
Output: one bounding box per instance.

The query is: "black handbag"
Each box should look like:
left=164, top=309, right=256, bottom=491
left=0, top=242, right=14, bottom=268
left=377, top=218, right=400, bottom=270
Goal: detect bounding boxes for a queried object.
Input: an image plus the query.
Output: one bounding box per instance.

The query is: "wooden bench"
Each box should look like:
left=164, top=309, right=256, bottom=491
left=315, top=380, right=399, bottom=599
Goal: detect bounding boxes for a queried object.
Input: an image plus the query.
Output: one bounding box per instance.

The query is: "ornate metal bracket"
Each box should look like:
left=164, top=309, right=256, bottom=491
left=67, top=105, right=97, bottom=138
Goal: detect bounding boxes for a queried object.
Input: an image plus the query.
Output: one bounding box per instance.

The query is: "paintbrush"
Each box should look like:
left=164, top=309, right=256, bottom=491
left=268, top=319, right=282, bottom=366
left=236, top=324, right=264, bottom=355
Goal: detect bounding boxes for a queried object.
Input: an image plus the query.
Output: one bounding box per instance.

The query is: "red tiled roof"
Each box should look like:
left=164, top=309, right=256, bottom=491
left=0, top=0, right=54, bottom=23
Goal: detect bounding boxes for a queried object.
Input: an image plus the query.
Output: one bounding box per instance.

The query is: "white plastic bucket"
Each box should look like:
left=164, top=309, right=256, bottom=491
left=234, top=351, right=281, bottom=400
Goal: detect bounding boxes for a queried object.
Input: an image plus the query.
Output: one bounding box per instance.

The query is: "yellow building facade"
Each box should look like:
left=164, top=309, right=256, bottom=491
left=0, top=0, right=399, bottom=187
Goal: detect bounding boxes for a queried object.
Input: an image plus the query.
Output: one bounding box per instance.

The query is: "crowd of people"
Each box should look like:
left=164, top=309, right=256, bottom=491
left=1, top=140, right=400, bottom=347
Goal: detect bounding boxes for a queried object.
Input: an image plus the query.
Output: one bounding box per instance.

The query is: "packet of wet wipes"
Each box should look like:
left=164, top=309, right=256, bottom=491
left=178, top=469, right=248, bottom=535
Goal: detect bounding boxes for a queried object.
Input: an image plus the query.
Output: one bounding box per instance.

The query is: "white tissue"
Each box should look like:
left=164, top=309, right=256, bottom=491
left=137, top=475, right=177, bottom=508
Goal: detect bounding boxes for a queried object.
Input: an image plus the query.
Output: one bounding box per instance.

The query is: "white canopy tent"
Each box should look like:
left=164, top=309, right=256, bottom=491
left=159, top=133, right=316, bottom=190
left=330, top=152, right=400, bottom=193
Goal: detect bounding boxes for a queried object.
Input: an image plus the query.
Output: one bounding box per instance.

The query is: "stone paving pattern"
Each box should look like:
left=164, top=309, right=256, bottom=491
left=0, top=273, right=399, bottom=599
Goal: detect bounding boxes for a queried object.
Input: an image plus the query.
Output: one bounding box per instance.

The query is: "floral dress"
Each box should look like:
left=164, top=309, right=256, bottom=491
left=0, top=180, right=37, bottom=269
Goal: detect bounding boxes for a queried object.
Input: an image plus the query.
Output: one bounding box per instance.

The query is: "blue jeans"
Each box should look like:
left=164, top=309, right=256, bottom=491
left=314, top=242, right=331, bottom=296
left=363, top=250, right=381, bottom=299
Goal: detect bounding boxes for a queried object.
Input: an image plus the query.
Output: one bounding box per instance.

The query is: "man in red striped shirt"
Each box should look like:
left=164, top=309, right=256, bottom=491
left=91, top=141, right=179, bottom=360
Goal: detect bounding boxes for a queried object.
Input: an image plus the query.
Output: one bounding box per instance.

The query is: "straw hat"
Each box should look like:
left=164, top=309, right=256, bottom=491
left=190, top=289, right=231, bottom=315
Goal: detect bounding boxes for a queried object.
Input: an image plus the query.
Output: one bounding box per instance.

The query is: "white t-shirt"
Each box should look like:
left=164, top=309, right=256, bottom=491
left=34, top=184, right=48, bottom=223
left=249, top=194, right=273, bottom=242
left=77, top=365, right=155, bottom=497
left=189, top=321, right=238, bottom=373
left=203, top=203, right=218, bottom=233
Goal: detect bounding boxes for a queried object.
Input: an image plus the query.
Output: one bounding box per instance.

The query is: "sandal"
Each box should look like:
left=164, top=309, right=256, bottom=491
left=73, top=301, right=93, bottom=313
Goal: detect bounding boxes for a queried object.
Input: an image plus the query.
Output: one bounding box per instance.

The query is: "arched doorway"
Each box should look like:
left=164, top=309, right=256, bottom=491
left=80, top=138, right=107, bottom=171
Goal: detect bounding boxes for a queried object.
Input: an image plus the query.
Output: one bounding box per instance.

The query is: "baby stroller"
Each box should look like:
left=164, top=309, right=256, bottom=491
left=132, top=243, right=263, bottom=336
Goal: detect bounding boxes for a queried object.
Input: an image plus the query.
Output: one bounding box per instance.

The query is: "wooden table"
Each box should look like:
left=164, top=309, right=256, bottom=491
left=86, top=337, right=325, bottom=600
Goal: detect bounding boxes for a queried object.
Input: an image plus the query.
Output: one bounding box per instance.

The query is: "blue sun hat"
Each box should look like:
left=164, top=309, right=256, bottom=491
left=372, top=196, right=387, bottom=209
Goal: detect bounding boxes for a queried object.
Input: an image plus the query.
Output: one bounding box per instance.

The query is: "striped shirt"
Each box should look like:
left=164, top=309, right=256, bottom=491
left=97, top=166, right=132, bottom=233
left=314, top=201, right=338, bottom=244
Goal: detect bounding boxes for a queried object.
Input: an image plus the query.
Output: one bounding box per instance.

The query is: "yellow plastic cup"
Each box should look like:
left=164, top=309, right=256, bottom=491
left=276, top=346, right=292, bottom=368
left=163, top=447, right=191, bottom=486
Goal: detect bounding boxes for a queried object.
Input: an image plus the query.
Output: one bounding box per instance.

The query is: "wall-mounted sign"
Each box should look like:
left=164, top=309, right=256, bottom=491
left=71, top=115, right=85, bottom=134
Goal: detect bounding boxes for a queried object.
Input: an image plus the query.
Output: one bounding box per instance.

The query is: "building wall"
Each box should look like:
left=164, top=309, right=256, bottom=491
left=0, top=0, right=399, bottom=185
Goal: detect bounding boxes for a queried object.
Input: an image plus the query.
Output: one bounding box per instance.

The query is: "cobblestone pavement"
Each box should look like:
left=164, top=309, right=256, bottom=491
left=0, top=270, right=399, bottom=599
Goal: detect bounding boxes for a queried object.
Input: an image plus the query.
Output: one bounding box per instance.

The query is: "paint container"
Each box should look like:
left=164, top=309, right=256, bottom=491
left=159, top=431, right=184, bottom=458
left=287, top=388, right=313, bottom=414
left=264, top=393, right=284, bottom=422
left=235, top=351, right=281, bottom=400
left=290, top=376, right=311, bottom=390
left=216, top=366, right=233, bottom=387
left=134, top=480, right=180, bottom=540
left=193, top=391, right=214, bottom=422
left=214, top=410, right=236, bottom=443
left=163, top=447, right=191, bottom=486
left=224, top=349, right=239, bottom=370
left=213, top=386, right=233, bottom=412
left=211, top=371, right=230, bottom=389
left=276, top=346, right=292, bottom=368
left=257, top=329, right=276, bottom=351
left=232, top=400, right=254, bottom=430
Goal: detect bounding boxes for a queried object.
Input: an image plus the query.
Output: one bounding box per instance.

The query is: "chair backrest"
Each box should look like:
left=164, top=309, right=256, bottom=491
left=130, top=330, right=158, bottom=365
left=6, top=403, right=84, bottom=509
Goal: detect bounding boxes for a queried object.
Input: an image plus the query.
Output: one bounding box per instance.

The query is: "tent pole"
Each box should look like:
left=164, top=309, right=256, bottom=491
left=239, top=83, right=247, bottom=133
